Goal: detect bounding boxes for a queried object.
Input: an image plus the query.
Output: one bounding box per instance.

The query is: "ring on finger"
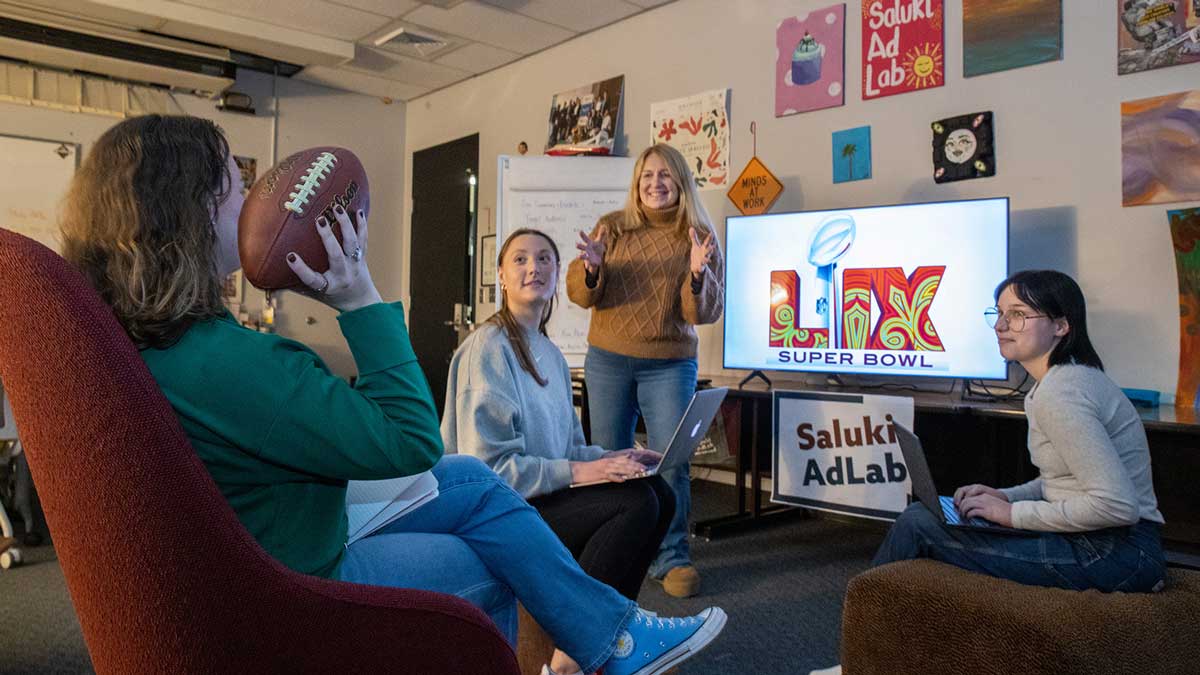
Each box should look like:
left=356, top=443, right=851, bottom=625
left=349, top=245, right=363, bottom=262
left=316, top=274, right=330, bottom=294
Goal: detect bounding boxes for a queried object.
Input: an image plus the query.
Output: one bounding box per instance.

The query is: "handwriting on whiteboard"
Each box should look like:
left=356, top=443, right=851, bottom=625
left=505, top=190, right=626, bottom=356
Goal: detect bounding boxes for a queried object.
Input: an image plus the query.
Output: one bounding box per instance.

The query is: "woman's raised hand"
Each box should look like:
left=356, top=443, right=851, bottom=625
left=689, top=227, right=715, bottom=277
left=576, top=224, right=608, bottom=274
left=286, top=204, right=383, bottom=313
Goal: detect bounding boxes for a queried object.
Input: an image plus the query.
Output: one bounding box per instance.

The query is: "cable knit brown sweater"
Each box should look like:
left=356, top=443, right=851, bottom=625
left=566, top=205, right=724, bottom=360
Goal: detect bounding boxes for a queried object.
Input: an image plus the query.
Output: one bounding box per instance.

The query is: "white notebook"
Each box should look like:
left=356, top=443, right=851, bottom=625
left=345, top=471, right=439, bottom=547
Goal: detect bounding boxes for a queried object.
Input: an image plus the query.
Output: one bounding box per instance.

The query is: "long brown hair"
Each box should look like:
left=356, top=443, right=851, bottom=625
left=60, top=115, right=232, bottom=349
left=485, top=228, right=559, bottom=386
left=617, top=144, right=718, bottom=248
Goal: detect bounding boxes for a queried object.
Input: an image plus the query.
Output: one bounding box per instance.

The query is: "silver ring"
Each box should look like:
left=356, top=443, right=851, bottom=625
left=315, top=274, right=330, bottom=294
left=349, top=245, right=363, bottom=262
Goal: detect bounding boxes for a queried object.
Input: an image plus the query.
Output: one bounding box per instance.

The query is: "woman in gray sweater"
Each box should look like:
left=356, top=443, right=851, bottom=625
left=873, top=270, right=1165, bottom=592
left=444, top=229, right=678, bottom=675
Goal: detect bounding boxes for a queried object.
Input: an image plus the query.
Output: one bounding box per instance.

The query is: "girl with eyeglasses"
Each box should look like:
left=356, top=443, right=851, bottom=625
left=873, top=270, right=1165, bottom=593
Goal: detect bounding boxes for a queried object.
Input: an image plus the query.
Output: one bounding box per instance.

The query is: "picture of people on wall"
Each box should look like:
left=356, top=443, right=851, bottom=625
left=545, top=75, right=624, bottom=155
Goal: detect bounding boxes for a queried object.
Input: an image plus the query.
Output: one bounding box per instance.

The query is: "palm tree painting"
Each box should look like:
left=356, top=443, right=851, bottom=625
left=833, top=126, right=871, bottom=183
left=842, top=143, right=857, bottom=178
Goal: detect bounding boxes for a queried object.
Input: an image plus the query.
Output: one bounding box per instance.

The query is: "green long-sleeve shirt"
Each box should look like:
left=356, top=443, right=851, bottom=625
left=141, top=302, right=443, bottom=578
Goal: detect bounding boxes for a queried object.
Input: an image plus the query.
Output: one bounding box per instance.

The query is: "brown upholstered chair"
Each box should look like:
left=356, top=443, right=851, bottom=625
left=841, top=559, right=1200, bottom=675
left=518, top=605, right=557, bottom=675
left=0, top=228, right=520, bottom=673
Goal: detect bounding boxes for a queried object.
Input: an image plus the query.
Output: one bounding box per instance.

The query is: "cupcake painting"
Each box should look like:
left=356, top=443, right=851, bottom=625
left=776, top=4, right=846, bottom=117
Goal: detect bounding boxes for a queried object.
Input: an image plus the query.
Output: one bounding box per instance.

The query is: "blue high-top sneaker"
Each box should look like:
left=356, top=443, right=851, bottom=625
left=602, top=606, right=727, bottom=675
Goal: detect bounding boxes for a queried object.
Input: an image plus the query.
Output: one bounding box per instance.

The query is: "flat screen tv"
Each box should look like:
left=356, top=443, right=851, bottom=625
left=723, top=197, right=1009, bottom=380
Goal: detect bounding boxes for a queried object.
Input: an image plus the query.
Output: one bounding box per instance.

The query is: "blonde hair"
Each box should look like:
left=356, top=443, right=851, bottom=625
left=617, top=144, right=718, bottom=248
left=485, top=228, right=559, bottom=386
left=60, top=115, right=232, bottom=349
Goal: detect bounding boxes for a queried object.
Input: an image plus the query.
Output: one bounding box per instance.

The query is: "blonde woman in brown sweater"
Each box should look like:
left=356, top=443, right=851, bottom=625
left=566, top=144, right=723, bottom=598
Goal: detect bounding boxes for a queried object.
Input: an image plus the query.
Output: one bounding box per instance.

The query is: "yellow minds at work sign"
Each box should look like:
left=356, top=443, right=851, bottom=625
left=726, top=156, right=784, bottom=216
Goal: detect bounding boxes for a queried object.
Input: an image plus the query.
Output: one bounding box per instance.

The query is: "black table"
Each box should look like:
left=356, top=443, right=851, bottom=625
left=690, top=376, right=1200, bottom=559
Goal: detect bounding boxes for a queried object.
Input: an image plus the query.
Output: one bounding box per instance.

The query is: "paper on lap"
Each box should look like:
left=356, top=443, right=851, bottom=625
left=345, top=471, right=439, bottom=547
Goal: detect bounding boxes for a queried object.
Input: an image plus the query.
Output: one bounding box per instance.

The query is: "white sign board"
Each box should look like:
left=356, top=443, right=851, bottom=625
left=772, top=391, right=914, bottom=520
left=0, top=135, right=78, bottom=253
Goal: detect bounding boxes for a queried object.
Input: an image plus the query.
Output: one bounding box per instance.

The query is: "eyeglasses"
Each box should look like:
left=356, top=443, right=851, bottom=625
left=983, top=307, right=1048, bottom=332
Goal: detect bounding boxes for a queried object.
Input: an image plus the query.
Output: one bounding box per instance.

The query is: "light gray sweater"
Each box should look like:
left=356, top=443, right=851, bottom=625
left=1001, top=364, right=1164, bottom=532
left=442, top=323, right=605, bottom=499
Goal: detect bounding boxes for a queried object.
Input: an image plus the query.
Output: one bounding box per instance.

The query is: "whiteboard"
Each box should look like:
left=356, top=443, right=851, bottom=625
left=0, top=135, right=78, bottom=253
left=497, top=155, right=635, bottom=366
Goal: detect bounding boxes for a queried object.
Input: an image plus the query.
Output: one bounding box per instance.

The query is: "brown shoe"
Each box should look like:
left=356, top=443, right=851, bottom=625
left=661, top=565, right=700, bottom=598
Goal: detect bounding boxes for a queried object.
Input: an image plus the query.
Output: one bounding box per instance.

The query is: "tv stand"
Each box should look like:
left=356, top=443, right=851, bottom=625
left=738, top=370, right=772, bottom=389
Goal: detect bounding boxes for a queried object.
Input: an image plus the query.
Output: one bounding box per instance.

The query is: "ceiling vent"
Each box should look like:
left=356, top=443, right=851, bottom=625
left=373, top=24, right=458, bottom=60
left=0, top=8, right=235, bottom=97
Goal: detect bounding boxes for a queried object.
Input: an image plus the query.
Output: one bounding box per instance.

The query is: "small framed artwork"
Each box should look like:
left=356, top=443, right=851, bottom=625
left=480, top=234, right=497, bottom=284
left=221, top=269, right=244, bottom=305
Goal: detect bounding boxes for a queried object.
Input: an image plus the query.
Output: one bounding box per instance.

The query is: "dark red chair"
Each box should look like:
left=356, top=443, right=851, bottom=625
left=0, top=228, right=520, bottom=674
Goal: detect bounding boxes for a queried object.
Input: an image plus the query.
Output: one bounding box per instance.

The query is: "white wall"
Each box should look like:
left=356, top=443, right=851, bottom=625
left=404, top=0, right=1199, bottom=401
left=0, top=69, right=405, bottom=377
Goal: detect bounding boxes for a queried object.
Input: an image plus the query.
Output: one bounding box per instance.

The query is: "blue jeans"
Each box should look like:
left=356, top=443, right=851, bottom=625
left=339, top=455, right=636, bottom=672
left=585, top=346, right=697, bottom=578
left=873, top=503, right=1167, bottom=592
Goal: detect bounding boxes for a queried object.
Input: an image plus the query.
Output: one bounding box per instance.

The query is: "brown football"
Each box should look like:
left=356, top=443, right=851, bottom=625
left=238, top=146, right=370, bottom=290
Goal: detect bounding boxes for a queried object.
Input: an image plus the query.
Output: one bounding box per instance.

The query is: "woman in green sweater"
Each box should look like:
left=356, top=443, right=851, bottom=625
left=566, top=144, right=723, bottom=598
left=60, top=115, right=725, bottom=675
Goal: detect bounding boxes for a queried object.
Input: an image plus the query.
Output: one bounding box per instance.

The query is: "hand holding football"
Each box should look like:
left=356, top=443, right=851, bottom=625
left=238, top=146, right=370, bottom=290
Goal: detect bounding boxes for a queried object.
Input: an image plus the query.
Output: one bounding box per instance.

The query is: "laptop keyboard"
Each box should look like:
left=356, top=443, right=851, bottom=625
left=939, top=496, right=992, bottom=528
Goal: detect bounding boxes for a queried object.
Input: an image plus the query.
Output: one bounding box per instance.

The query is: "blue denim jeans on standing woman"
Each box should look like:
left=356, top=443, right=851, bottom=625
left=585, top=345, right=698, bottom=578
left=873, top=503, right=1167, bottom=592
left=339, top=455, right=636, bottom=673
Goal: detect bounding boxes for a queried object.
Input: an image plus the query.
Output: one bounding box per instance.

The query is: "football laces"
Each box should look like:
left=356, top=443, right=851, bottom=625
left=284, top=152, right=338, bottom=216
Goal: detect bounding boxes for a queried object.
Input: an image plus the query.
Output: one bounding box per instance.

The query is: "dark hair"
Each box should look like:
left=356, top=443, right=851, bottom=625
left=485, top=228, right=560, bottom=386
left=61, top=114, right=231, bottom=349
left=994, top=270, right=1103, bottom=370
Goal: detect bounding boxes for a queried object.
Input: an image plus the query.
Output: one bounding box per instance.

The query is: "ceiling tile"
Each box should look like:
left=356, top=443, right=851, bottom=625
left=479, top=0, right=639, bottom=33
left=174, top=0, right=389, bottom=42
left=342, top=45, right=471, bottom=88
left=433, top=41, right=520, bottom=74
left=326, top=0, right=421, bottom=18
left=403, top=1, right=573, bottom=54
left=297, top=64, right=431, bottom=100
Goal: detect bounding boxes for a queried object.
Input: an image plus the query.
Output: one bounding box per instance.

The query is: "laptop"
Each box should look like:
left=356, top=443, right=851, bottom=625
left=892, top=423, right=1034, bottom=536
left=571, top=387, right=729, bottom=488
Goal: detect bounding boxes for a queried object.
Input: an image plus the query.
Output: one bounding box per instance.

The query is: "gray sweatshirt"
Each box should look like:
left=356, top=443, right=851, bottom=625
left=442, top=323, right=605, bottom=499
left=1001, top=364, right=1164, bottom=532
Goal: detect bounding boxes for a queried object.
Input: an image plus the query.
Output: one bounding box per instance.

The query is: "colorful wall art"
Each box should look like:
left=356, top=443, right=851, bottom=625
left=832, top=126, right=872, bottom=183
left=1122, top=90, right=1200, bottom=206
left=776, top=4, right=846, bottom=116
left=931, top=112, right=995, bottom=183
left=963, top=0, right=1063, bottom=77
left=650, top=88, right=730, bottom=190
left=1118, top=0, right=1200, bottom=75
left=862, top=0, right=944, bottom=100
left=1170, top=207, right=1200, bottom=408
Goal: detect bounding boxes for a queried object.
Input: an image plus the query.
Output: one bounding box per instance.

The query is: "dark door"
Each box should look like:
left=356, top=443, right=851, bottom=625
left=410, top=134, right=478, bottom=417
